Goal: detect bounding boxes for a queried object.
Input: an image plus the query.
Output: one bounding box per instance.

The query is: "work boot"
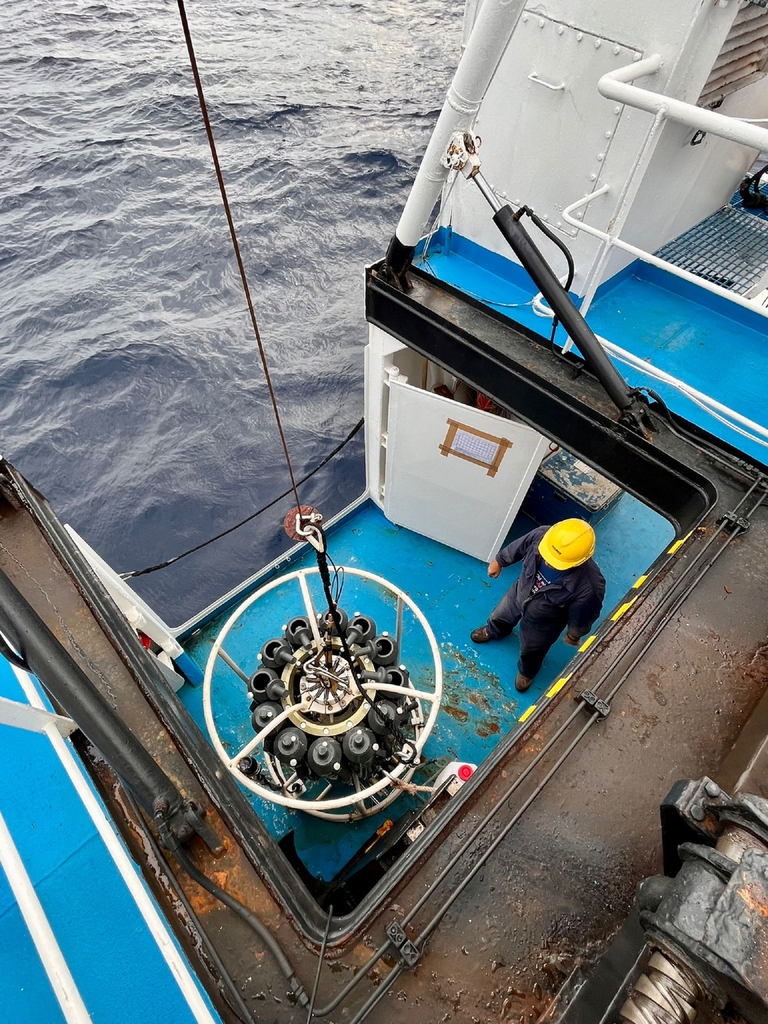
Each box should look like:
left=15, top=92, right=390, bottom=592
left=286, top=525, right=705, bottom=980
left=515, top=672, right=533, bottom=692
left=470, top=626, right=493, bottom=643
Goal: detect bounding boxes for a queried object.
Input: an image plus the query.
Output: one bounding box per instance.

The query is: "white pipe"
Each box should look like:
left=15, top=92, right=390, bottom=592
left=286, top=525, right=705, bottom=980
left=0, top=808, right=92, bottom=1024
left=577, top=110, right=667, bottom=326
left=65, top=526, right=184, bottom=659
left=562, top=188, right=768, bottom=322
left=598, top=55, right=768, bottom=153
left=395, top=0, right=527, bottom=247
left=599, top=336, right=768, bottom=444
left=0, top=695, right=75, bottom=737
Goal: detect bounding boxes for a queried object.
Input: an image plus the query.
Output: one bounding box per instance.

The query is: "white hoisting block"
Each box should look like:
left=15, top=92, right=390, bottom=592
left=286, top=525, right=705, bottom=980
left=203, top=567, right=443, bottom=822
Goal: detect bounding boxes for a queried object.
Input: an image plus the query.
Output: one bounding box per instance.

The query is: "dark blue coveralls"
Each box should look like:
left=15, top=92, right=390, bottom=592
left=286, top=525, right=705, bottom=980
left=487, top=526, right=606, bottom=679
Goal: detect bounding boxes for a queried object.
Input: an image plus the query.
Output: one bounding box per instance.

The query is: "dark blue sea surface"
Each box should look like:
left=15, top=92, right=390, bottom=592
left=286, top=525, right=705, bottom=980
left=0, top=0, right=461, bottom=623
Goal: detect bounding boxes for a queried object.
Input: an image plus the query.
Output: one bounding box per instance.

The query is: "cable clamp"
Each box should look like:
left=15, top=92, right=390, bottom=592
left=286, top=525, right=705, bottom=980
left=717, top=509, right=750, bottom=533
left=579, top=690, right=611, bottom=719
left=385, top=921, right=421, bottom=967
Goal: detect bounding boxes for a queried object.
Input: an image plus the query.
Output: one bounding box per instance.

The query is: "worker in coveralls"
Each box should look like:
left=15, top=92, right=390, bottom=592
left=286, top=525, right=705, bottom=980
left=471, top=519, right=606, bottom=693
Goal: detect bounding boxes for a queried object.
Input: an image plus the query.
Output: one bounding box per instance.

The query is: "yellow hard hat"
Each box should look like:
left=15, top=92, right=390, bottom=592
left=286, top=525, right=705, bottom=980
left=538, top=519, right=596, bottom=570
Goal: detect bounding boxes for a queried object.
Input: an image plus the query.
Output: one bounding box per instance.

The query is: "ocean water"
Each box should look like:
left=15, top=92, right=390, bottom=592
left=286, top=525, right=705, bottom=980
left=0, top=0, right=462, bottom=624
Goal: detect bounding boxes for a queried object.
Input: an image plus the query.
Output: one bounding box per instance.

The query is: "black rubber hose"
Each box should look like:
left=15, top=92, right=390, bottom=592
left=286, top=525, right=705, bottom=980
left=518, top=205, right=575, bottom=292
left=640, top=388, right=761, bottom=480
left=174, top=846, right=309, bottom=1008
left=122, top=417, right=364, bottom=579
left=0, top=632, right=31, bottom=671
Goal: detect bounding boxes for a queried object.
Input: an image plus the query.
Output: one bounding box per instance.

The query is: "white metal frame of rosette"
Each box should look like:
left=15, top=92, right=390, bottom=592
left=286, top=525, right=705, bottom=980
left=202, top=566, right=443, bottom=822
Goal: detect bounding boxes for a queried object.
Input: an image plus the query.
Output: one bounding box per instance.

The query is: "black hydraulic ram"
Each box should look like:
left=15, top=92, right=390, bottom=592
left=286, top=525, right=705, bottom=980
left=382, top=130, right=653, bottom=437
left=471, top=170, right=653, bottom=437
left=0, top=565, right=220, bottom=853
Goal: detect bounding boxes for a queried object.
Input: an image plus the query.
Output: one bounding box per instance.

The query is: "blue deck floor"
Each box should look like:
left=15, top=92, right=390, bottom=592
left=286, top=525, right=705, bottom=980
left=418, top=226, right=768, bottom=466
left=0, top=659, right=220, bottom=1024
left=182, top=495, right=673, bottom=882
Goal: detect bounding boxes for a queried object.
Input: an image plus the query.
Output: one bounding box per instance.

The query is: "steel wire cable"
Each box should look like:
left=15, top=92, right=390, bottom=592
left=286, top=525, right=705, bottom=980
left=306, top=906, right=334, bottom=1024
left=176, top=0, right=301, bottom=512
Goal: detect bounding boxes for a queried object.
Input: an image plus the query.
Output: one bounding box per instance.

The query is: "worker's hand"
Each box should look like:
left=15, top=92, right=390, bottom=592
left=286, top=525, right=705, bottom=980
left=563, top=631, right=581, bottom=647
left=488, top=559, right=502, bottom=578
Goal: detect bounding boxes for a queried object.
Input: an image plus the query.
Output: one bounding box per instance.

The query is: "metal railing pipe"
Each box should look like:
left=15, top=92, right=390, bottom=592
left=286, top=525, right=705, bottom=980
left=598, top=54, right=768, bottom=153
left=562, top=188, right=768, bottom=323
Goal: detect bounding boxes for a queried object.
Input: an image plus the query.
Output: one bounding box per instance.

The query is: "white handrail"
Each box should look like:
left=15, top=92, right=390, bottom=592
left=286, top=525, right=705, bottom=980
left=600, top=336, right=768, bottom=447
left=562, top=187, right=768, bottom=322
left=0, top=808, right=92, bottom=1024
left=0, top=695, right=75, bottom=736
left=598, top=55, right=768, bottom=153
left=11, top=666, right=220, bottom=1024
left=557, top=189, right=768, bottom=445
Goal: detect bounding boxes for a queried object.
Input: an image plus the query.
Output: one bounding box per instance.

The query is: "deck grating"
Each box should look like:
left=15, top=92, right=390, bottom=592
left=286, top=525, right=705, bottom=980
left=654, top=204, right=768, bottom=294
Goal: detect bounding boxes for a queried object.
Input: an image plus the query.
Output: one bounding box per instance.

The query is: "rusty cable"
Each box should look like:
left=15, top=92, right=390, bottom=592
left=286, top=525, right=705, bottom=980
left=306, top=904, right=333, bottom=1024
left=175, top=0, right=301, bottom=511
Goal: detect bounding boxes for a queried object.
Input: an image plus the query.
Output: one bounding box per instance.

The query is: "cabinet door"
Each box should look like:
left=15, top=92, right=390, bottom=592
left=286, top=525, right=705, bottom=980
left=384, top=379, right=548, bottom=562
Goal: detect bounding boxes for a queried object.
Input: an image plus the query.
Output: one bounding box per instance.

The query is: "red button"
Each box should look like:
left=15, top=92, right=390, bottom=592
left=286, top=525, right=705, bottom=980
left=458, top=764, right=473, bottom=781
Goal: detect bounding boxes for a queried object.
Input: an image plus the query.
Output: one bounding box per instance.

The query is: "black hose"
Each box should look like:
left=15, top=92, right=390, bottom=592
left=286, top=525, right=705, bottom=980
left=314, top=529, right=385, bottom=722
left=740, top=162, right=768, bottom=209
left=517, top=205, right=575, bottom=292
left=174, top=846, right=309, bottom=1008
left=640, top=388, right=761, bottom=481
left=0, top=632, right=31, bottom=671
left=122, top=418, right=364, bottom=579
